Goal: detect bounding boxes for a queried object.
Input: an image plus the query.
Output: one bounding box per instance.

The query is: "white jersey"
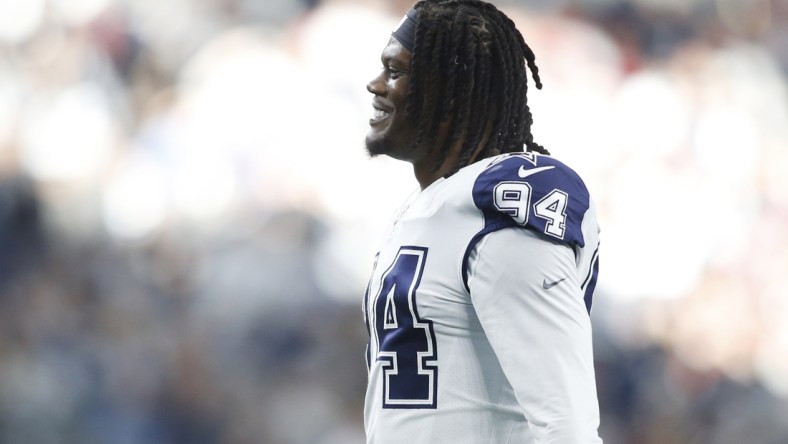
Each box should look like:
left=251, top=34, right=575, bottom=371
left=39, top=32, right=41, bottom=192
left=363, top=152, right=602, bottom=444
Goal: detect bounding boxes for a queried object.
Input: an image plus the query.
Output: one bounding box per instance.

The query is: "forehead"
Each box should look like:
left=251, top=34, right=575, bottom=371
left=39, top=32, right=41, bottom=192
left=380, top=36, right=412, bottom=66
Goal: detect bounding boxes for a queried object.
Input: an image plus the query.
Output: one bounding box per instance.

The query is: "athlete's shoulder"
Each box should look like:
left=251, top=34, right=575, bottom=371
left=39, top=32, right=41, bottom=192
left=471, top=152, right=591, bottom=247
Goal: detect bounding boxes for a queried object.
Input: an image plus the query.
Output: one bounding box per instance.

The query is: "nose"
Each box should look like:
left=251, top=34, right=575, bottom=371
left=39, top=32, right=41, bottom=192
left=367, top=70, right=386, bottom=96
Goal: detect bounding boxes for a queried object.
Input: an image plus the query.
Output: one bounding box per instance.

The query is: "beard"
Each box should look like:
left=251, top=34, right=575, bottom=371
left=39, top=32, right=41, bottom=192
left=365, top=134, right=389, bottom=158
left=364, top=126, right=418, bottom=161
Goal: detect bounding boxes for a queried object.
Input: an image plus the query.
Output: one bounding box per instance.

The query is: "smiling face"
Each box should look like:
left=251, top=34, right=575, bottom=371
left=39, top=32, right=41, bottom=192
left=365, top=37, right=419, bottom=162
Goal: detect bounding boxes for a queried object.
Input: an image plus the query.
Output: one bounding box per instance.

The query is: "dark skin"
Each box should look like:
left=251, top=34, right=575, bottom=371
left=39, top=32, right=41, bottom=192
left=365, top=37, right=461, bottom=190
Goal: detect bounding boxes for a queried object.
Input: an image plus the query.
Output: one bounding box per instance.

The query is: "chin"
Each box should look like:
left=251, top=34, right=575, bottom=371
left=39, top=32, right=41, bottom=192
left=365, top=134, right=389, bottom=157
left=365, top=130, right=415, bottom=162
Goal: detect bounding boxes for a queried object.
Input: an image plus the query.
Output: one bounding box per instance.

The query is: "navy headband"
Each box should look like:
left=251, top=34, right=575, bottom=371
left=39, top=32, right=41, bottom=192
left=391, top=8, right=418, bottom=52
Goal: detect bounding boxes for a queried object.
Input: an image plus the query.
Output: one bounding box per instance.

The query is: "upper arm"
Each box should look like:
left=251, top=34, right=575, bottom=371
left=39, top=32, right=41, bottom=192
left=467, top=227, right=602, bottom=443
left=462, top=153, right=599, bottom=308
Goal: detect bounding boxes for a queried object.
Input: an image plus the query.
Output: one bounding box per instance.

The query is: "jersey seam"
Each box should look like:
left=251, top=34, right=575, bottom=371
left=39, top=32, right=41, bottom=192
left=465, top=232, right=493, bottom=301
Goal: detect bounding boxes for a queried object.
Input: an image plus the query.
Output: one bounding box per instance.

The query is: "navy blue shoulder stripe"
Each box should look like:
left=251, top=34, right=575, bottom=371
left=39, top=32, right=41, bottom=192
left=461, top=153, right=591, bottom=292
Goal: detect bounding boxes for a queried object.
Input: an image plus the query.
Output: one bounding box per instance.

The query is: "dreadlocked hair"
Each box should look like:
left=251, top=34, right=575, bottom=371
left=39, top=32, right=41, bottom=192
left=405, top=0, right=549, bottom=176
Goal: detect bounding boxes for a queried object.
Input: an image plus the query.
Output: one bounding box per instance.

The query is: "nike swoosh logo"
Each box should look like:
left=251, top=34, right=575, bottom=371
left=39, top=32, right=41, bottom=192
left=543, top=278, right=566, bottom=289
left=518, top=165, right=554, bottom=179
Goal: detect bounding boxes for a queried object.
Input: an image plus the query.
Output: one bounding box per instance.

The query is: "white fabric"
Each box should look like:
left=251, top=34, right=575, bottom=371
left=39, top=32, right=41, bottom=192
left=363, top=153, right=602, bottom=444
left=468, top=228, right=601, bottom=443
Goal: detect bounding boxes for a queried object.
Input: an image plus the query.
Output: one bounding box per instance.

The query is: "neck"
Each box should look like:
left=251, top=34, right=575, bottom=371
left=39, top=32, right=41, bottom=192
left=413, top=135, right=495, bottom=190
left=411, top=116, right=498, bottom=189
left=413, top=164, right=445, bottom=190
left=412, top=145, right=461, bottom=190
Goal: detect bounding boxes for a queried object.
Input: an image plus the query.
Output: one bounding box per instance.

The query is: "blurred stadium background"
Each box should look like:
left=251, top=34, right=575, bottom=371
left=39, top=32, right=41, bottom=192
left=0, top=0, right=787, bottom=443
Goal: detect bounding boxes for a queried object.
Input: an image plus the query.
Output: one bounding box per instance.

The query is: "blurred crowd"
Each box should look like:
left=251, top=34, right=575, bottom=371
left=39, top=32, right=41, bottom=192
left=1, top=0, right=787, bottom=443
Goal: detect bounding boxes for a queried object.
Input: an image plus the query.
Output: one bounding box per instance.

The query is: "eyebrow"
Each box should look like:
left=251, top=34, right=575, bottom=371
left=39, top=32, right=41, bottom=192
left=382, top=54, right=410, bottom=71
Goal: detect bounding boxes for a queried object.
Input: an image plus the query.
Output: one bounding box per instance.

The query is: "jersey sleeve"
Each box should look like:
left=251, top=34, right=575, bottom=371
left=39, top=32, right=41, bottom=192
left=467, top=227, right=602, bottom=443
left=462, top=152, right=592, bottom=292
left=472, top=152, right=590, bottom=246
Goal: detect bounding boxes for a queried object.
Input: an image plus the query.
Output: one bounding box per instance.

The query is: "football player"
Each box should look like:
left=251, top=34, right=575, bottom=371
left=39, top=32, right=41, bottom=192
left=363, top=1, right=603, bottom=443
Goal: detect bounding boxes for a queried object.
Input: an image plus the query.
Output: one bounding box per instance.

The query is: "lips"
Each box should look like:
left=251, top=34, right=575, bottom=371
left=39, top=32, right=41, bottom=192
left=370, top=100, right=393, bottom=124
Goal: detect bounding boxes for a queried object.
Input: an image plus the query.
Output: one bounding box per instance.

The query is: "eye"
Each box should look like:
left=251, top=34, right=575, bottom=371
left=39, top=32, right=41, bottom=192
left=387, top=66, right=404, bottom=80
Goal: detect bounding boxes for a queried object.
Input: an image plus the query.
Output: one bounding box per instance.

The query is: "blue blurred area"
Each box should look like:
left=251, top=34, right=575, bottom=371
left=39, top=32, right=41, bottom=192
left=1, top=0, right=787, bottom=443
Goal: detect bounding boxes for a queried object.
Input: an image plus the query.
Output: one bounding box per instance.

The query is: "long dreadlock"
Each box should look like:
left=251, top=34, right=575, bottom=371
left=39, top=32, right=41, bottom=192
left=405, top=0, right=549, bottom=176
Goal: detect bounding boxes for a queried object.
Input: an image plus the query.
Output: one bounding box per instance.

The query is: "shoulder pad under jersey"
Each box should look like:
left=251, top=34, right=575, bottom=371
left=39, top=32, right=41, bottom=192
left=472, top=152, right=590, bottom=248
